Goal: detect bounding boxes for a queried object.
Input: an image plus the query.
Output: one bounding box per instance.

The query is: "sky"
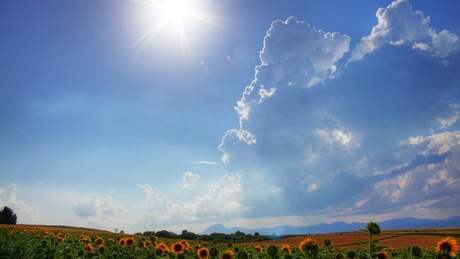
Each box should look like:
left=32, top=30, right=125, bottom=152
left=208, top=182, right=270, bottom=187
left=1, top=0, right=460, bottom=234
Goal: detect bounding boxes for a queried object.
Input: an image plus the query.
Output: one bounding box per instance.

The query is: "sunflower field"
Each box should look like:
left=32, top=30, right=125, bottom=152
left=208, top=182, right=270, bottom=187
left=0, top=225, right=458, bottom=259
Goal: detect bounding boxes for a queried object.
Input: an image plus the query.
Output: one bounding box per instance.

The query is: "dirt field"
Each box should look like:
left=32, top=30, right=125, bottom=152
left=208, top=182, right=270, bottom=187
left=252, top=228, right=460, bottom=249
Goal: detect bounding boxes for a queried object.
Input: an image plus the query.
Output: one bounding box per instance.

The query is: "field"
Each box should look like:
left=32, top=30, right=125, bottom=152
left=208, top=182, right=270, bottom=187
left=1, top=224, right=459, bottom=258
left=255, top=228, right=460, bottom=249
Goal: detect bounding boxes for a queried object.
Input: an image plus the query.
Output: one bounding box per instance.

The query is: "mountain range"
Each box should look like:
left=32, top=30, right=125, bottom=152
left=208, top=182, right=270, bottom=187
left=200, top=216, right=460, bottom=235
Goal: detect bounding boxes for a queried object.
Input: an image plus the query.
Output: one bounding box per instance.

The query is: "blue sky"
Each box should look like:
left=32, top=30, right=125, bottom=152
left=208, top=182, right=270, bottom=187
left=1, top=0, right=460, bottom=234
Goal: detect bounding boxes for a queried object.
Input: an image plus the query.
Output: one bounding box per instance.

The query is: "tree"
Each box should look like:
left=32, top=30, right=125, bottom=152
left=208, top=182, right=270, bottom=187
left=231, top=231, right=246, bottom=240
left=0, top=206, right=17, bottom=224
left=142, top=231, right=156, bottom=236
left=180, top=230, right=197, bottom=240
left=156, top=230, right=177, bottom=238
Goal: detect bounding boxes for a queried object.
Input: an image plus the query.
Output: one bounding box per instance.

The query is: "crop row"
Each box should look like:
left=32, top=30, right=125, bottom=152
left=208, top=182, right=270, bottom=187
left=0, top=226, right=457, bottom=258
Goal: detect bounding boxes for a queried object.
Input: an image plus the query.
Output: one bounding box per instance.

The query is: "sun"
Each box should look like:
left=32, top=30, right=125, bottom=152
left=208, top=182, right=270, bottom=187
left=160, top=0, right=191, bottom=25
left=133, top=0, right=220, bottom=57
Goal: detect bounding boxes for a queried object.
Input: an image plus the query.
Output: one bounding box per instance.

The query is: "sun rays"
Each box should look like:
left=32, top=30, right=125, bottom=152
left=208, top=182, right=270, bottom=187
left=131, top=0, right=223, bottom=61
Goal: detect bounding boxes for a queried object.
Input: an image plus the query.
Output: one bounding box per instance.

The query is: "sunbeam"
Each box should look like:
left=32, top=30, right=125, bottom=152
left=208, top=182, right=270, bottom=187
left=131, top=0, right=223, bottom=61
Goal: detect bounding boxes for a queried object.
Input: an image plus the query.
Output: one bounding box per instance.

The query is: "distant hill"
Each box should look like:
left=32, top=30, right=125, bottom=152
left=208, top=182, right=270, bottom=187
left=200, top=216, right=460, bottom=235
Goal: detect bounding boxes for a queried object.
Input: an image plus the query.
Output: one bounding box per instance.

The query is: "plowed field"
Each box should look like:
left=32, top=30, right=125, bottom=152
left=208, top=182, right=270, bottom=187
left=252, top=228, right=460, bottom=249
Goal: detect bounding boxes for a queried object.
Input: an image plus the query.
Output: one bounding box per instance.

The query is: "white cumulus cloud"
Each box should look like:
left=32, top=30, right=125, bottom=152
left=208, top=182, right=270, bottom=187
left=219, top=0, right=460, bottom=221
left=182, top=171, right=200, bottom=190
left=349, top=0, right=459, bottom=62
left=72, top=194, right=126, bottom=218
left=0, top=183, right=40, bottom=224
left=134, top=174, right=245, bottom=232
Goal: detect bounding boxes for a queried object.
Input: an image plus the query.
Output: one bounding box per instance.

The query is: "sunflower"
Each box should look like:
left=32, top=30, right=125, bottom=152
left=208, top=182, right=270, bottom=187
left=437, top=237, right=458, bottom=256
left=281, top=244, right=291, bottom=254
left=267, top=245, right=278, bottom=256
left=346, top=250, right=356, bottom=259
left=412, top=245, right=423, bottom=257
left=375, top=251, right=389, bottom=259
left=98, top=245, right=105, bottom=253
left=126, top=237, right=135, bottom=246
left=324, top=238, right=332, bottom=247
left=255, top=244, right=263, bottom=253
left=139, top=241, right=147, bottom=248
left=237, top=251, right=248, bottom=259
left=181, top=239, right=191, bottom=250
left=299, top=238, right=318, bottom=252
left=156, top=242, right=168, bottom=250
left=85, top=243, right=94, bottom=252
left=335, top=253, right=345, bottom=259
left=171, top=241, right=185, bottom=254
left=222, top=250, right=234, bottom=259
left=119, top=238, right=127, bottom=246
left=96, top=237, right=104, bottom=245
left=367, top=221, right=381, bottom=236
left=210, top=248, right=218, bottom=257
left=155, top=248, right=164, bottom=256
left=156, top=242, right=170, bottom=255
left=197, top=247, right=210, bottom=259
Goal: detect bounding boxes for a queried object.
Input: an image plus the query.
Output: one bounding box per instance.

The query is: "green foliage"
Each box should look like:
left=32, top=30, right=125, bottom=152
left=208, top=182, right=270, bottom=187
left=0, top=225, right=457, bottom=259
left=156, top=229, right=178, bottom=238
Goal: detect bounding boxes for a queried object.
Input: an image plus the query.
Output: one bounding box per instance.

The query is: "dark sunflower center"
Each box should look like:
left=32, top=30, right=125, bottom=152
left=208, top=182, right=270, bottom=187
left=440, top=243, right=452, bottom=252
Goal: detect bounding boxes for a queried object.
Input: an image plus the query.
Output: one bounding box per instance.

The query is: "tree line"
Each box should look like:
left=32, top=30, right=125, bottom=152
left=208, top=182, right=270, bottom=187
left=136, top=229, right=283, bottom=243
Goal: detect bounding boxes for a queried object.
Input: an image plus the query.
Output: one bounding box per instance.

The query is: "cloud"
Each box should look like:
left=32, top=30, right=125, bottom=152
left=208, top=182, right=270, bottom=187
left=0, top=183, right=40, bottom=223
left=194, top=161, right=218, bottom=165
left=194, top=174, right=245, bottom=219
left=219, top=16, right=350, bottom=165
left=135, top=174, right=245, bottom=232
left=219, top=1, right=460, bottom=221
left=72, top=194, right=126, bottom=218
left=182, top=172, right=200, bottom=190
left=349, top=0, right=459, bottom=62
left=352, top=132, right=460, bottom=216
